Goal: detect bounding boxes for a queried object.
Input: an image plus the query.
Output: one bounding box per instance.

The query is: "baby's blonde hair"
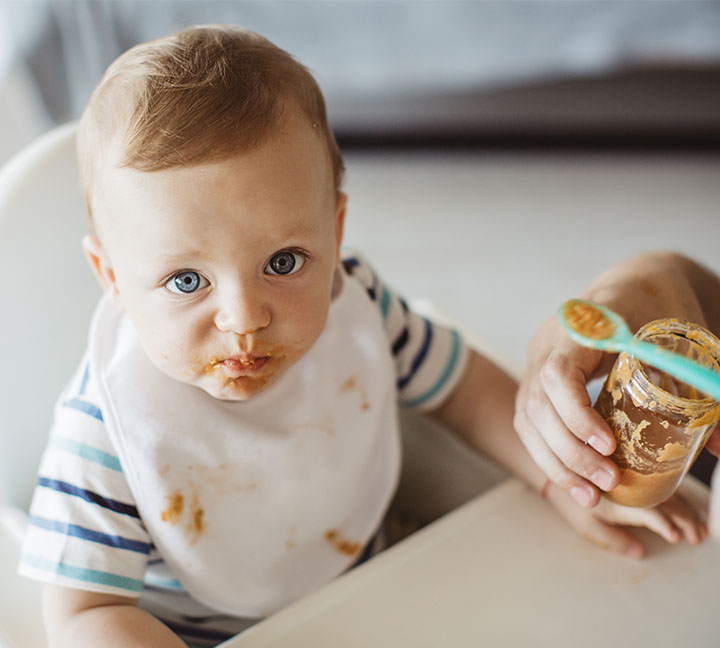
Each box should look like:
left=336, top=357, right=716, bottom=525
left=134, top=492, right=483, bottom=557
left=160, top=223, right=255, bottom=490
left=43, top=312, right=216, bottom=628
left=78, top=25, right=344, bottom=223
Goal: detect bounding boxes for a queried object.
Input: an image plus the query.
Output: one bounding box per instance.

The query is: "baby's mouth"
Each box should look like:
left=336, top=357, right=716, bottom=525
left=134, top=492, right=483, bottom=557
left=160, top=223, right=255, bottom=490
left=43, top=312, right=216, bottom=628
left=217, top=354, right=271, bottom=377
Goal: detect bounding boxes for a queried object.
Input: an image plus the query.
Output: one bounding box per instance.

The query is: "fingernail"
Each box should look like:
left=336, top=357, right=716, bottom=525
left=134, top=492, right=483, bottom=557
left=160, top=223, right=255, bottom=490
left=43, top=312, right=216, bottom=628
left=588, top=435, right=612, bottom=455
left=571, top=486, right=592, bottom=507
left=625, top=545, right=644, bottom=559
left=591, top=468, right=614, bottom=491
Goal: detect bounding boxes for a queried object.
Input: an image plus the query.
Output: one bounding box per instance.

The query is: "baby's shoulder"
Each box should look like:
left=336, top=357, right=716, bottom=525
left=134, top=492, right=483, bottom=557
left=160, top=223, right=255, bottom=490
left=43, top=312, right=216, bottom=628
left=50, top=352, right=109, bottom=442
left=339, top=248, right=389, bottom=300
left=340, top=248, right=373, bottom=277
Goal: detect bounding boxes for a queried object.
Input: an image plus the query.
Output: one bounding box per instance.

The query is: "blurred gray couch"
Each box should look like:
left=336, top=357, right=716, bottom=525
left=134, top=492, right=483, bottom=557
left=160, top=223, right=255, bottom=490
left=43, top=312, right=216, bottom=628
left=1, top=0, right=720, bottom=163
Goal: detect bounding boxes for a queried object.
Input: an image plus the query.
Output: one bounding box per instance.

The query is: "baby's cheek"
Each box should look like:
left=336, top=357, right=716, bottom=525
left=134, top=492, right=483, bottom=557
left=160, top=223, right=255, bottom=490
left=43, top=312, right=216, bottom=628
left=151, top=349, right=189, bottom=380
left=143, top=333, right=194, bottom=380
left=295, top=296, right=331, bottom=339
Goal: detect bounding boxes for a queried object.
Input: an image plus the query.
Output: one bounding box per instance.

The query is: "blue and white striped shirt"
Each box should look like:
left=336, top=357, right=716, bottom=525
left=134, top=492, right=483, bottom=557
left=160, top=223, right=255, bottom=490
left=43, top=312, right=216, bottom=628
left=19, top=253, right=469, bottom=646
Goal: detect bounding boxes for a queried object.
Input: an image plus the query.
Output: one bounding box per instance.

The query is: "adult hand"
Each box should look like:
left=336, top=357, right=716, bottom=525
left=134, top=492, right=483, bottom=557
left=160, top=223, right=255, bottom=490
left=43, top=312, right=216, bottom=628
left=515, top=252, right=720, bottom=535
left=514, top=313, right=621, bottom=508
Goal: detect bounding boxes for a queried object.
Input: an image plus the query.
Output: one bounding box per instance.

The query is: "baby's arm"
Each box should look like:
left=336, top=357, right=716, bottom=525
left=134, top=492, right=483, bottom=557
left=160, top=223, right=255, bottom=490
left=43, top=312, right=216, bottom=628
left=430, top=349, right=547, bottom=495
left=43, top=585, right=187, bottom=648
left=430, top=349, right=706, bottom=556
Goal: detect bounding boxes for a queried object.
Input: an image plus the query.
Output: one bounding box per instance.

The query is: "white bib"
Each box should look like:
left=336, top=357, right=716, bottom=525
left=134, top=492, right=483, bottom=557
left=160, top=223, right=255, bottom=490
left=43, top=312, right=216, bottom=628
left=89, top=273, right=401, bottom=617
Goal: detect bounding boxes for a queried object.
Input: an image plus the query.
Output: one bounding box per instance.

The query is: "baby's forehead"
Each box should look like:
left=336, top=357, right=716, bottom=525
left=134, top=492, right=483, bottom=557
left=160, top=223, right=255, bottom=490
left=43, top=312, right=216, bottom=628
left=92, top=141, right=337, bottom=249
left=82, top=98, right=338, bottom=223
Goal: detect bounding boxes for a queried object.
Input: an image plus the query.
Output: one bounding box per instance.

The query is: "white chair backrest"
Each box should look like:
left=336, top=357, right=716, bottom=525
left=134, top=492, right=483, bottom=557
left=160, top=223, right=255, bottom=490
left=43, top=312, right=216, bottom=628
left=0, top=122, right=101, bottom=510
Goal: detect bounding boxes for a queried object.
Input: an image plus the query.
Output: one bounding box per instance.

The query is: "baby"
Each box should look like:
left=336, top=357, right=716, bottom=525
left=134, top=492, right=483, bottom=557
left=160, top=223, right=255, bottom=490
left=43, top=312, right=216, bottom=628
left=19, top=25, right=707, bottom=648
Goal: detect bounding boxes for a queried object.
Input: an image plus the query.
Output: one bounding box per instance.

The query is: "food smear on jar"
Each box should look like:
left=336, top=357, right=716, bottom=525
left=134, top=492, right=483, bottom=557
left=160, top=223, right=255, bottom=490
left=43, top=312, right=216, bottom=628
left=657, top=442, right=689, bottom=463
left=688, top=403, right=720, bottom=429
left=596, top=378, right=693, bottom=507
left=596, top=344, right=720, bottom=508
left=632, top=419, right=651, bottom=443
left=563, top=301, right=615, bottom=340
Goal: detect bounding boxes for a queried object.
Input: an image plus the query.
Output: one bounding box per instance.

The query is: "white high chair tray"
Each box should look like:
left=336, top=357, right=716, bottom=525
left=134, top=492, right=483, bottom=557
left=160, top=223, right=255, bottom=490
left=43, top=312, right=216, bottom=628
left=221, top=476, right=718, bottom=647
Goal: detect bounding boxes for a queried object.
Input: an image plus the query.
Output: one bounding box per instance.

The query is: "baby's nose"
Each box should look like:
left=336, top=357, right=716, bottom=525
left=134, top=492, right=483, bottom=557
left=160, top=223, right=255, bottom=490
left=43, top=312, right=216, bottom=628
left=214, top=291, right=271, bottom=335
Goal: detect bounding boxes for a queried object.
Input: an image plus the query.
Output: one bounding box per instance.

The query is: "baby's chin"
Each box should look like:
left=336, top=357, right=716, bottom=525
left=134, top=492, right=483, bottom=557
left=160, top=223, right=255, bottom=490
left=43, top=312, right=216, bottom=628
left=153, top=352, right=299, bottom=401
left=193, top=370, right=279, bottom=402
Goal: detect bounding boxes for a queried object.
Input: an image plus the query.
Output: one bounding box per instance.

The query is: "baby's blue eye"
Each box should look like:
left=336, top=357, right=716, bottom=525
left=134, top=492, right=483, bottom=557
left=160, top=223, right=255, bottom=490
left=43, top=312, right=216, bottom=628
left=166, top=271, right=208, bottom=294
left=265, top=251, right=305, bottom=276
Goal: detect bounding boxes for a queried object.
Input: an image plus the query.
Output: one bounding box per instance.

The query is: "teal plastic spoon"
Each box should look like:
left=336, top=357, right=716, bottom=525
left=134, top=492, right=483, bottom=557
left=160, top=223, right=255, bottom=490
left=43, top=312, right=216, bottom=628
left=558, top=298, right=720, bottom=403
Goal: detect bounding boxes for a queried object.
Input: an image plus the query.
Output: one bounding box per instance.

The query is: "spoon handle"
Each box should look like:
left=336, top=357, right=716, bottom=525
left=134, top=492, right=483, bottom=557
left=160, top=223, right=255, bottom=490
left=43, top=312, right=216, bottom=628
left=628, top=339, right=720, bottom=402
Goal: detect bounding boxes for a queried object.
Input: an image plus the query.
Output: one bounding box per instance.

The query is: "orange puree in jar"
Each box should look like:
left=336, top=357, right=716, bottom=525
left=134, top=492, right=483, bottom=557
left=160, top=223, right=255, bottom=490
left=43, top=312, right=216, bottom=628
left=595, top=319, right=720, bottom=508
left=564, top=301, right=615, bottom=340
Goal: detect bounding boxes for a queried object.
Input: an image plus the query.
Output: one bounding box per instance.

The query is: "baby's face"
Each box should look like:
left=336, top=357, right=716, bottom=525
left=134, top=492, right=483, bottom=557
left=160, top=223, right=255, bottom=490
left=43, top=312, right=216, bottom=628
left=87, top=117, right=345, bottom=400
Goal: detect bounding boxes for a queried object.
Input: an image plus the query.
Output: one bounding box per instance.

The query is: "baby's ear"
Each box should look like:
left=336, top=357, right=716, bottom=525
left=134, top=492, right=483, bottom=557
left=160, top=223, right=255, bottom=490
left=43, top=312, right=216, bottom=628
left=82, top=235, right=122, bottom=307
left=334, top=191, right=347, bottom=255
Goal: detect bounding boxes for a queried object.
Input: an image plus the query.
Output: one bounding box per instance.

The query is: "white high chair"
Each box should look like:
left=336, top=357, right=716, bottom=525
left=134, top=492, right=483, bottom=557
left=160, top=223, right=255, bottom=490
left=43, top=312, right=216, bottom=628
left=0, top=122, right=100, bottom=648
left=0, top=123, right=508, bottom=648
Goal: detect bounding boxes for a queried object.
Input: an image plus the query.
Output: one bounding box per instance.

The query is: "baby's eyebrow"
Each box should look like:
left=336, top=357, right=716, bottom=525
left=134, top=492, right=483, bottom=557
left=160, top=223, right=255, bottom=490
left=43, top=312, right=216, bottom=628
left=148, top=252, right=210, bottom=277
left=153, top=249, right=208, bottom=265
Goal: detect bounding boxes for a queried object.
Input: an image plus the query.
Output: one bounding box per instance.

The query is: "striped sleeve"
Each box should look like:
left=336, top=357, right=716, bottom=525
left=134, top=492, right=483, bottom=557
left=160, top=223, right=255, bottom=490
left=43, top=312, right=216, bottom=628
left=342, top=252, right=470, bottom=411
left=18, top=355, right=151, bottom=597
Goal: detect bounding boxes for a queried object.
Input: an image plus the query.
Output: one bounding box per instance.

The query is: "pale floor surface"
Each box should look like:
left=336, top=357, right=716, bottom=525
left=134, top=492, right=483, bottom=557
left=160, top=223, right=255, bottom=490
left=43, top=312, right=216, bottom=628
left=342, top=150, right=720, bottom=376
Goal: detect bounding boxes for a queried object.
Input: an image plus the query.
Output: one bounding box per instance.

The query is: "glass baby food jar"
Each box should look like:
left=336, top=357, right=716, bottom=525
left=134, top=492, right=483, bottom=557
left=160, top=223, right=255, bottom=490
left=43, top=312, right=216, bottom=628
left=594, top=319, right=720, bottom=508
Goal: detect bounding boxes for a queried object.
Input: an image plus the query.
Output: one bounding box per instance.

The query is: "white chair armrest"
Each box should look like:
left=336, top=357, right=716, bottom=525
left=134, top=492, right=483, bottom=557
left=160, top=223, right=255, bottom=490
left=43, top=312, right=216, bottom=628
left=0, top=505, right=28, bottom=544
left=0, top=506, right=45, bottom=648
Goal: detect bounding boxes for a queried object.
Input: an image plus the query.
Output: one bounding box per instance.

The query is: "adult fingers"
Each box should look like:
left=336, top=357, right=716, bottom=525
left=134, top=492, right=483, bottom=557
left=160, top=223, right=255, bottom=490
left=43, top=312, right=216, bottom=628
left=514, top=405, right=601, bottom=507
left=516, top=320, right=620, bottom=503
left=520, top=338, right=621, bottom=493
left=524, top=376, right=619, bottom=495
left=539, top=343, right=618, bottom=457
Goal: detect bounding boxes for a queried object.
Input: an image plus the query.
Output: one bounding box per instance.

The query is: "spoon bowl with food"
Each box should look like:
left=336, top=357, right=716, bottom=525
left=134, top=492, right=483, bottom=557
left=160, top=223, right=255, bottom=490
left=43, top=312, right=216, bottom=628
left=558, top=299, right=720, bottom=403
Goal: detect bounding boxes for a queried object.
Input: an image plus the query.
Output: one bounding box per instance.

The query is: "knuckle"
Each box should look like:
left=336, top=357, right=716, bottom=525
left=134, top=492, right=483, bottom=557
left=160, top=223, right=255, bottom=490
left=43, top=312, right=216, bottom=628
left=512, top=410, right=527, bottom=437
left=523, top=386, right=545, bottom=421
left=525, top=333, right=542, bottom=359
left=554, top=470, right=581, bottom=494
left=523, top=396, right=540, bottom=421
left=563, top=446, right=597, bottom=480
left=538, top=357, right=564, bottom=389
left=513, top=385, right=527, bottom=414
left=542, top=460, right=576, bottom=490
